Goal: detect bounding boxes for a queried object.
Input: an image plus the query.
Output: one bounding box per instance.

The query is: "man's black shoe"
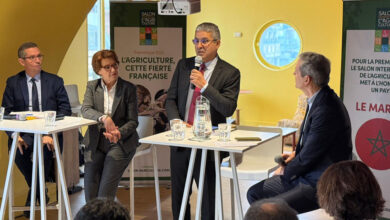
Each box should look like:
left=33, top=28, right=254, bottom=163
left=23, top=190, right=31, bottom=218
left=23, top=188, right=50, bottom=218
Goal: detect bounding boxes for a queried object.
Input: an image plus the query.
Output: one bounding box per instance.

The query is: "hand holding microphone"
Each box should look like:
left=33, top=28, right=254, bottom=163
left=191, top=56, right=203, bottom=89
left=274, top=153, right=294, bottom=175
left=274, top=152, right=296, bottom=167
left=274, top=155, right=287, bottom=166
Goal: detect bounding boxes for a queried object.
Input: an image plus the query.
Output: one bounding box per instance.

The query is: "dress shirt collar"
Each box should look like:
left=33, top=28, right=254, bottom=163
left=203, top=56, right=218, bottom=71
left=25, top=72, right=41, bottom=82
left=307, top=88, right=321, bottom=110
left=100, top=79, right=118, bottom=92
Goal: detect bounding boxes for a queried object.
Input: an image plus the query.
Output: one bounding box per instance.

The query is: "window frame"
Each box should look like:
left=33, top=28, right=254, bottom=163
left=253, top=20, right=302, bottom=71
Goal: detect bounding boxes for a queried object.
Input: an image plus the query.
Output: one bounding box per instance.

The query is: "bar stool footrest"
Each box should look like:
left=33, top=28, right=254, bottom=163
left=12, top=204, right=59, bottom=211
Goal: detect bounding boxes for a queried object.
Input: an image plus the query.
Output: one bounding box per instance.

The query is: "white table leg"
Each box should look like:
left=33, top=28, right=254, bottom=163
left=214, top=150, right=223, bottom=220
left=8, top=170, right=13, bottom=220
left=230, top=178, right=235, bottom=219
left=179, top=148, right=197, bottom=220
left=37, top=134, right=47, bottom=220
left=57, top=157, right=65, bottom=220
left=8, top=140, right=18, bottom=220
left=229, top=152, right=243, bottom=220
left=29, top=134, right=39, bottom=220
left=129, top=159, right=135, bottom=220
left=152, top=146, right=162, bottom=220
left=1, top=132, right=19, bottom=220
left=52, top=134, right=72, bottom=220
left=195, top=149, right=207, bottom=220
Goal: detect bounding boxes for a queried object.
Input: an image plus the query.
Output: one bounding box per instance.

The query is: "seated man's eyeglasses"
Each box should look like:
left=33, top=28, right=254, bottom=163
left=192, top=38, right=216, bottom=45
left=24, top=54, right=44, bottom=60
left=102, top=63, right=119, bottom=71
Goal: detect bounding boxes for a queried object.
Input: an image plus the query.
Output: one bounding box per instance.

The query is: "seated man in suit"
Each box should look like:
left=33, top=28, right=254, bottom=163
left=247, top=52, right=353, bottom=213
left=2, top=42, right=71, bottom=217
left=166, top=22, right=241, bottom=220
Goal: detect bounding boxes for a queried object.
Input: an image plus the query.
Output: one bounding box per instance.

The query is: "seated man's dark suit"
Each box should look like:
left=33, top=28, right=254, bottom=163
left=166, top=56, right=240, bottom=220
left=247, top=85, right=352, bottom=213
left=2, top=70, right=71, bottom=188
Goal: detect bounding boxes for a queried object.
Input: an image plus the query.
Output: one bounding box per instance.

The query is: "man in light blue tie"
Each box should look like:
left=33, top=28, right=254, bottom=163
left=1, top=42, right=71, bottom=217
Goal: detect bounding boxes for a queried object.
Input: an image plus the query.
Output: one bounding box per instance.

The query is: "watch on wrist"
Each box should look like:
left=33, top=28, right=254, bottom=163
left=100, top=115, right=108, bottom=122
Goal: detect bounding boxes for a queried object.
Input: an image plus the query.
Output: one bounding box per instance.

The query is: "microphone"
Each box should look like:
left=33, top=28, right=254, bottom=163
left=191, top=56, right=203, bottom=89
left=274, top=155, right=287, bottom=166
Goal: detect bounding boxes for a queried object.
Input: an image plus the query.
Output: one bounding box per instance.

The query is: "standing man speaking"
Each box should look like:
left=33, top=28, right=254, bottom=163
left=166, top=22, right=241, bottom=220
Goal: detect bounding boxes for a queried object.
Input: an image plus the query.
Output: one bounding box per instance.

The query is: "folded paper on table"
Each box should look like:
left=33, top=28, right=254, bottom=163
left=235, top=137, right=262, bottom=141
left=214, top=140, right=260, bottom=147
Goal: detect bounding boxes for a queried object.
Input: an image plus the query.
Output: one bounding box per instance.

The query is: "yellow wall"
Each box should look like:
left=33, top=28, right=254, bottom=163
left=187, top=0, right=343, bottom=126
left=57, top=0, right=344, bottom=127
left=0, top=0, right=95, bottom=209
left=58, top=20, right=89, bottom=104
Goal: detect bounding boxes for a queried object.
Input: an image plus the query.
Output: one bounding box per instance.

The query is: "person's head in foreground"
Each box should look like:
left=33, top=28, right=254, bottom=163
left=74, top=198, right=130, bottom=220
left=244, top=198, right=298, bottom=220
left=317, top=160, right=385, bottom=220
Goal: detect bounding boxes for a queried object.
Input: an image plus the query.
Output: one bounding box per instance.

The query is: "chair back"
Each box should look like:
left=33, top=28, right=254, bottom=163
left=221, top=126, right=283, bottom=180
left=64, top=84, right=81, bottom=107
left=136, top=116, right=154, bottom=152
left=220, top=126, right=284, bottom=218
left=137, top=116, right=154, bottom=138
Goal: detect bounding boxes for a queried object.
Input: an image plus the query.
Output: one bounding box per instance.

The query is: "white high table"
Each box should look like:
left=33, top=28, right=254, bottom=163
left=140, top=127, right=280, bottom=220
left=0, top=116, right=96, bottom=220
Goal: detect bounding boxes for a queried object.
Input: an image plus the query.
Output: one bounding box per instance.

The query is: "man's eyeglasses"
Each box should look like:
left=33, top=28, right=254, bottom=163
left=192, top=38, right=216, bottom=46
left=102, top=63, right=119, bottom=71
left=24, top=54, right=44, bottom=61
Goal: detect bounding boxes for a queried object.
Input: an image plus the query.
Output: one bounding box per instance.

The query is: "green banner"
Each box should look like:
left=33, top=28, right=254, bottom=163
left=110, top=2, right=186, bottom=184
left=342, top=1, right=390, bottom=219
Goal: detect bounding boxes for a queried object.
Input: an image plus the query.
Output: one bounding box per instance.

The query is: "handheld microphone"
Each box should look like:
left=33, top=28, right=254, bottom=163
left=274, top=155, right=287, bottom=166
left=191, top=56, right=203, bottom=89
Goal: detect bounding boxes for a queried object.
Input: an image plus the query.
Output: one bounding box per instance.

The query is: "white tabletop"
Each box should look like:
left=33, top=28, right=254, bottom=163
left=0, top=116, right=96, bottom=134
left=280, top=127, right=298, bottom=136
left=140, top=128, right=280, bottom=153
left=257, top=125, right=298, bottom=136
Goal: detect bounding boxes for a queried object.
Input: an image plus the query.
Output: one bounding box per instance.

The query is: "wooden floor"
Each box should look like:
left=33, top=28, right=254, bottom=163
left=11, top=176, right=251, bottom=220
left=14, top=178, right=197, bottom=220
left=12, top=145, right=294, bottom=219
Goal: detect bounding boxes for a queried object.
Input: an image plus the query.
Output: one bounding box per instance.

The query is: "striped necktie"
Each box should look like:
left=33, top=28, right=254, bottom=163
left=187, top=63, right=206, bottom=125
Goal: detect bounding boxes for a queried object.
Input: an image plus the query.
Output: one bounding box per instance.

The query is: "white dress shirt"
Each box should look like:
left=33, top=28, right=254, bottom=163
left=99, top=79, right=117, bottom=122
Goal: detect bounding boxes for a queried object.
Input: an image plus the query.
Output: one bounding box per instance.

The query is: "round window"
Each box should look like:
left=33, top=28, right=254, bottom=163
left=253, top=21, right=302, bottom=70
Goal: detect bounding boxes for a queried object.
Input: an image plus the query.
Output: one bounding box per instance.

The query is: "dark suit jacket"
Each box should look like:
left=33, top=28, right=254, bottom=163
left=81, top=77, right=139, bottom=156
left=2, top=70, right=72, bottom=147
left=283, top=85, right=352, bottom=187
left=166, top=56, right=241, bottom=126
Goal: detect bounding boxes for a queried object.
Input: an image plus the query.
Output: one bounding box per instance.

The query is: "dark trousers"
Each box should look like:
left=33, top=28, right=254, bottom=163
left=15, top=145, right=53, bottom=189
left=13, top=134, right=62, bottom=191
left=84, top=136, right=136, bottom=202
left=170, top=148, right=226, bottom=220
left=247, top=175, right=319, bottom=214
